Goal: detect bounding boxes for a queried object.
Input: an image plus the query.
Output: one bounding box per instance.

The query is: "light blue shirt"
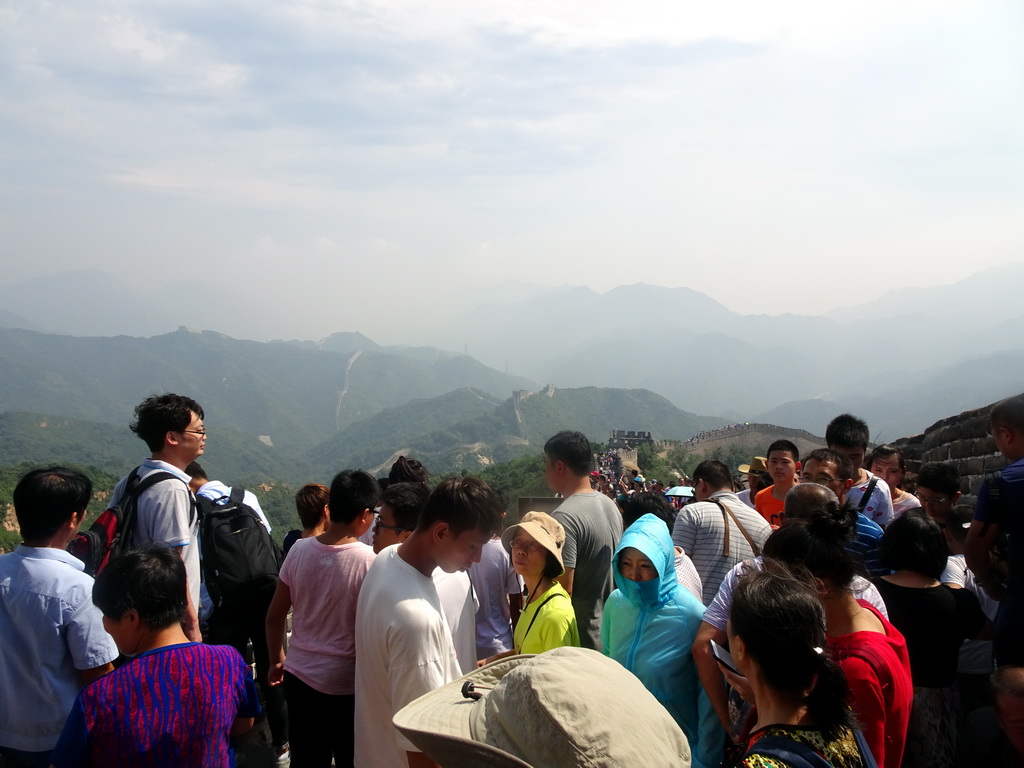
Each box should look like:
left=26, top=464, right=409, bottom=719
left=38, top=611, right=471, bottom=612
left=0, top=546, right=118, bottom=752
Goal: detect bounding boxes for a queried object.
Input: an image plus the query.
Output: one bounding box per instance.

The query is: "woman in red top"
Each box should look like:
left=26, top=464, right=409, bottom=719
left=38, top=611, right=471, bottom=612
left=763, top=496, right=913, bottom=768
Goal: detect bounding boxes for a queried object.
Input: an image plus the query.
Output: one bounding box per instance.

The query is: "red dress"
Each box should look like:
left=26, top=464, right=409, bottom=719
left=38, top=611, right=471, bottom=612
left=828, top=600, right=914, bottom=768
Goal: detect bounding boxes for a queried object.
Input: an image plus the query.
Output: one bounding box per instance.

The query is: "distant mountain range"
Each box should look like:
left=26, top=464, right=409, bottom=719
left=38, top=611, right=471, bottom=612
left=2, top=264, right=1022, bottom=444
left=0, top=326, right=723, bottom=483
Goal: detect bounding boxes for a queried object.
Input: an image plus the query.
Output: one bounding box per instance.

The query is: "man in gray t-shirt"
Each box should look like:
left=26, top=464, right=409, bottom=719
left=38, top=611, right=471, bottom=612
left=110, top=394, right=207, bottom=641
left=544, top=431, right=622, bottom=651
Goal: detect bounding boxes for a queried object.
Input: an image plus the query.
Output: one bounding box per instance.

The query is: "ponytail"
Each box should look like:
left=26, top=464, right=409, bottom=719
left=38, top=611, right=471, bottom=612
left=805, top=650, right=856, bottom=741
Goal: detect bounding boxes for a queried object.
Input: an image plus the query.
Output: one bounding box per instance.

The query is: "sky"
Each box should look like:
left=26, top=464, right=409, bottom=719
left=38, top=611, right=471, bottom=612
left=2, top=0, right=1023, bottom=343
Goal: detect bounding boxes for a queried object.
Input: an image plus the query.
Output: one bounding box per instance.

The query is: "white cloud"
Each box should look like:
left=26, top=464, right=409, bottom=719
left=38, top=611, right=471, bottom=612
left=0, top=0, right=1021, bottom=330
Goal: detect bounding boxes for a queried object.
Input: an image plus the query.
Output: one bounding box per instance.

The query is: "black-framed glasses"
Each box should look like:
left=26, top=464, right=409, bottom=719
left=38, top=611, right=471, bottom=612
left=182, top=429, right=207, bottom=437
left=374, top=519, right=408, bottom=534
left=801, top=474, right=840, bottom=485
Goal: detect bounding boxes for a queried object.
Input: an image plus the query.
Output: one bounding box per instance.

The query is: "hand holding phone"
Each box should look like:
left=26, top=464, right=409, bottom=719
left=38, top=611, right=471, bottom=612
left=710, top=639, right=741, bottom=676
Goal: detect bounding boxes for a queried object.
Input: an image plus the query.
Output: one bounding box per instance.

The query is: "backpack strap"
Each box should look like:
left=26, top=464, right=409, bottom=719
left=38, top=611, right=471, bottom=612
left=229, top=487, right=246, bottom=505
left=853, top=728, right=879, bottom=768
left=856, top=477, right=878, bottom=517
left=744, top=736, right=833, bottom=768
left=118, top=468, right=182, bottom=552
left=705, top=497, right=762, bottom=558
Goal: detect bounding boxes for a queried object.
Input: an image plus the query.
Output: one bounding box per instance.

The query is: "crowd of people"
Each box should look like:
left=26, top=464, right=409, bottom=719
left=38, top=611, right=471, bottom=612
left=1, top=392, right=1023, bottom=768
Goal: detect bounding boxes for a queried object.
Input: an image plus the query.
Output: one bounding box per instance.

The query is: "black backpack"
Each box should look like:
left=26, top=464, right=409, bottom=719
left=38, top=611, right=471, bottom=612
left=198, top=488, right=282, bottom=609
left=68, top=467, right=180, bottom=576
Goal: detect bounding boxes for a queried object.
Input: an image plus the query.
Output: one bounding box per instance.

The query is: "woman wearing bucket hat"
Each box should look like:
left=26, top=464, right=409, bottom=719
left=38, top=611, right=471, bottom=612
left=480, top=512, right=580, bottom=665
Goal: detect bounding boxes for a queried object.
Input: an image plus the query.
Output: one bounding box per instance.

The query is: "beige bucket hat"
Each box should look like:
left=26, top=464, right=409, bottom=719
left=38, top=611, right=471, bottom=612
left=500, top=511, right=566, bottom=577
left=393, top=647, right=691, bottom=768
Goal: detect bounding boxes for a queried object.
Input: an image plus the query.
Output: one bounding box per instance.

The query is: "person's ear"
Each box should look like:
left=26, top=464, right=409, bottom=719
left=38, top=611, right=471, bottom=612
left=794, top=461, right=802, bottom=472
left=843, top=479, right=853, bottom=493
left=68, top=508, right=87, bottom=534
left=730, top=634, right=748, bottom=663
left=431, top=521, right=451, bottom=543
left=813, top=576, right=828, bottom=598
left=952, top=491, right=962, bottom=504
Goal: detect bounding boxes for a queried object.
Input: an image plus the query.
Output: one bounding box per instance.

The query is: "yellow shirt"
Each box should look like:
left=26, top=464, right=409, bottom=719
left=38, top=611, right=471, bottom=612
left=514, top=582, right=580, bottom=654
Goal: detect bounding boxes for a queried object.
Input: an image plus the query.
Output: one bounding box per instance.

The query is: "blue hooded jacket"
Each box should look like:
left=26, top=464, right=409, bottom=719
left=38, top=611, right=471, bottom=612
left=601, top=514, right=724, bottom=768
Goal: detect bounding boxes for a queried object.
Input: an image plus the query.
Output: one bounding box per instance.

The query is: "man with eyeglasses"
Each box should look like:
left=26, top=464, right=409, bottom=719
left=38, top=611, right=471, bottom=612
left=799, top=448, right=886, bottom=577
left=914, top=463, right=963, bottom=528
left=370, top=483, right=426, bottom=554
left=109, top=393, right=206, bottom=641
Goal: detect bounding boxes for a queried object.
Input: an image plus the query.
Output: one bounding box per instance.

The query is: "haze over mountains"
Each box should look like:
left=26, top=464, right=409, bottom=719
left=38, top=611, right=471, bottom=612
left=1, top=262, right=1022, bottom=464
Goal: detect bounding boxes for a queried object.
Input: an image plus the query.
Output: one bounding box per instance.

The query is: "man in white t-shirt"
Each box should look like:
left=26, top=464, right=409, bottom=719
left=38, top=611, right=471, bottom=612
left=109, top=393, right=206, bottom=641
left=354, top=476, right=504, bottom=768
left=826, top=413, right=894, bottom=527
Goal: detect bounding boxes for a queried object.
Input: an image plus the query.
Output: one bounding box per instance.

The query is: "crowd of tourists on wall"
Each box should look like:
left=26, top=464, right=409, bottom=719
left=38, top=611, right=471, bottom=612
left=2, top=392, right=1023, bottom=768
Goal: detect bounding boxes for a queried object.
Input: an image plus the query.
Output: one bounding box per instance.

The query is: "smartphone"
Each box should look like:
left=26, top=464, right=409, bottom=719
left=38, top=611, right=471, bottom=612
left=710, top=639, right=741, bottom=676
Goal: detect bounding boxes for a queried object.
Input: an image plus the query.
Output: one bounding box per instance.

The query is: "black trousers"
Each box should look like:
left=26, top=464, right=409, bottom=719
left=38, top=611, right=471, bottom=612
left=206, top=592, right=289, bottom=750
left=283, top=671, right=355, bottom=768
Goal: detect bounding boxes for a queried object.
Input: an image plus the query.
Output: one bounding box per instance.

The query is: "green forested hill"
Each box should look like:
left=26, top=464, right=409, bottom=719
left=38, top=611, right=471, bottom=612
left=307, top=385, right=728, bottom=475
left=0, top=412, right=303, bottom=483
left=0, top=327, right=536, bottom=453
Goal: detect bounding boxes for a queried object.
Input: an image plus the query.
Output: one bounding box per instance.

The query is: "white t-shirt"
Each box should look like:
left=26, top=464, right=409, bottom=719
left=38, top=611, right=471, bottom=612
left=942, top=553, right=999, bottom=675
left=847, top=471, right=894, bottom=527
left=354, top=546, right=461, bottom=768
left=432, top=568, right=479, bottom=675
left=891, top=492, right=921, bottom=519
left=703, top=556, right=890, bottom=632
left=468, top=538, right=522, bottom=660
left=279, top=537, right=376, bottom=695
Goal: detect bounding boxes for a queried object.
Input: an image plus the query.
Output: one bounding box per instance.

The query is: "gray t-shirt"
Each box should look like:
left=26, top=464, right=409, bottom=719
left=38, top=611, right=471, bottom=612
left=111, top=459, right=200, bottom=612
left=551, top=491, right=623, bottom=651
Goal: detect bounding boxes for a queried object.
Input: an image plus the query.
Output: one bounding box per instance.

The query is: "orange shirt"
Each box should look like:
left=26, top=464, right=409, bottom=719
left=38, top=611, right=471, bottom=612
left=754, top=486, right=785, bottom=528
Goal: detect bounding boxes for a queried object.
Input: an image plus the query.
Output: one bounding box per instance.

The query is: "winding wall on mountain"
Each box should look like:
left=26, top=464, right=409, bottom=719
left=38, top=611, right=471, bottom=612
left=656, top=423, right=827, bottom=458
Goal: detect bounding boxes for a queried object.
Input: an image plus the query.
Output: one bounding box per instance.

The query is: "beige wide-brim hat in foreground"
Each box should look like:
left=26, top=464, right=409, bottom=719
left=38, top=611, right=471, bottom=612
left=500, top=510, right=566, bottom=577
left=393, top=647, right=691, bottom=768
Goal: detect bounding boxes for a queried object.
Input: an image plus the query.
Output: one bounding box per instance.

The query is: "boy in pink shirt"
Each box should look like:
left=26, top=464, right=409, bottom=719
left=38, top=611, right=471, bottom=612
left=266, top=469, right=380, bottom=768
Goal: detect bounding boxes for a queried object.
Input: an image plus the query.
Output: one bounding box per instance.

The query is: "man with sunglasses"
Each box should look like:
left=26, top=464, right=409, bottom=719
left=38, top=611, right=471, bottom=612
left=109, top=393, right=206, bottom=641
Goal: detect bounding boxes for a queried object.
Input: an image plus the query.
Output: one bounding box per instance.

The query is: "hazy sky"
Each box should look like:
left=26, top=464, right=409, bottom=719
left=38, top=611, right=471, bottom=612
left=2, top=0, right=1022, bottom=343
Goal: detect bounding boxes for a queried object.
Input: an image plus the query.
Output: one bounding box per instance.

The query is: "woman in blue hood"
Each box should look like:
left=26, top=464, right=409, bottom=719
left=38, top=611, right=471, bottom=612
left=602, top=513, right=725, bottom=768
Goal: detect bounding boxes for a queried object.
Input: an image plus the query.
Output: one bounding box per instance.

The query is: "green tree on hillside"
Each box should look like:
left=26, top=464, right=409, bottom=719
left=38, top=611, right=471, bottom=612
left=478, top=454, right=550, bottom=516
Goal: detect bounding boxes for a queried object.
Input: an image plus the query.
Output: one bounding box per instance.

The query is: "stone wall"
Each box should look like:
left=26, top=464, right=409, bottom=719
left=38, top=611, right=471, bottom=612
left=892, top=391, right=1022, bottom=504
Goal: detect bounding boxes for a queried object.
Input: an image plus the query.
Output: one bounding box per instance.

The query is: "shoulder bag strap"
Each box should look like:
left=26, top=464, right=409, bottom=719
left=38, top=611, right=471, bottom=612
left=519, top=592, right=566, bottom=649
left=707, top=497, right=762, bottom=558
left=856, top=477, right=878, bottom=516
